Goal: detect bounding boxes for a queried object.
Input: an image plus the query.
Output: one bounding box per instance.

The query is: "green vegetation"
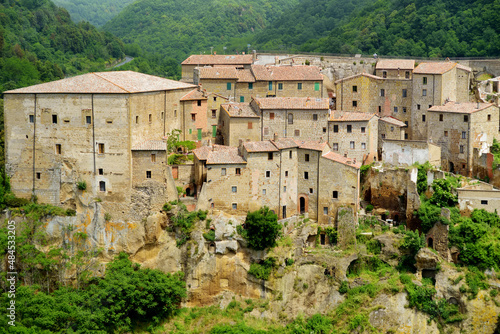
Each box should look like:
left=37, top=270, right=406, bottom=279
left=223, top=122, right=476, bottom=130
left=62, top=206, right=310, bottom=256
left=76, top=180, right=87, bottom=191
left=52, top=0, right=137, bottom=27
left=239, top=206, right=281, bottom=250
left=203, top=229, right=216, bottom=242
left=491, top=138, right=500, bottom=169
left=166, top=201, right=208, bottom=246
left=248, top=257, right=276, bottom=280
left=416, top=162, right=433, bottom=195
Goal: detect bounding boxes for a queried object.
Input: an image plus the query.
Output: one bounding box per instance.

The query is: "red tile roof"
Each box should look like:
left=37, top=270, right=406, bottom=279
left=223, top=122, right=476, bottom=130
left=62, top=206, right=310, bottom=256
left=334, top=72, right=383, bottom=84
left=237, top=69, right=256, bottom=83
left=182, top=54, right=254, bottom=65
left=206, top=146, right=246, bottom=165
left=375, top=59, right=415, bottom=70
left=330, top=111, right=377, bottom=122
left=456, top=64, right=472, bottom=72
left=221, top=103, right=259, bottom=118
left=413, top=62, right=456, bottom=74
left=428, top=101, right=494, bottom=114
left=5, top=71, right=195, bottom=94
left=379, top=116, right=407, bottom=127
left=243, top=141, right=279, bottom=152
left=294, top=140, right=329, bottom=151
left=250, top=65, right=323, bottom=81
left=180, top=89, right=207, bottom=101
left=322, top=151, right=361, bottom=168
left=254, top=97, right=329, bottom=110
left=193, top=145, right=230, bottom=160
left=131, top=140, right=167, bottom=151
left=198, top=67, right=238, bottom=80
left=271, top=138, right=299, bottom=149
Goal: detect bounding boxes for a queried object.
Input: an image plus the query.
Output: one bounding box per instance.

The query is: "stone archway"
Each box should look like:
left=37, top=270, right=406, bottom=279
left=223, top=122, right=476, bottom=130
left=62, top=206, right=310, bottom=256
left=298, top=194, right=308, bottom=214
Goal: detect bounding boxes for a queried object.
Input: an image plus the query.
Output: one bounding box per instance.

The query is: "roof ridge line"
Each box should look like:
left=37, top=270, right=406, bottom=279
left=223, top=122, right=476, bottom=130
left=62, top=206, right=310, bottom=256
left=93, top=72, right=131, bottom=93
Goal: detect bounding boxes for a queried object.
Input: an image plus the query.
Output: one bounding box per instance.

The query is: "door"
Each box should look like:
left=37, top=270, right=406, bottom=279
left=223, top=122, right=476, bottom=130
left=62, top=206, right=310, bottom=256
left=282, top=206, right=286, bottom=219
left=300, top=197, right=305, bottom=214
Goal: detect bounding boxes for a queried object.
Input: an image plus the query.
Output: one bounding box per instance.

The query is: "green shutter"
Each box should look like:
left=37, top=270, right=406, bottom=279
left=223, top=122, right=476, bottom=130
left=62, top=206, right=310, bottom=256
left=227, top=82, right=231, bottom=90
left=212, top=125, right=217, bottom=138
left=240, top=96, right=244, bottom=102
left=197, top=129, right=202, bottom=140
left=248, top=82, right=253, bottom=89
left=314, top=82, right=320, bottom=91
left=269, top=81, right=273, bottom=90
left=189, top=129, right=192, bottom=134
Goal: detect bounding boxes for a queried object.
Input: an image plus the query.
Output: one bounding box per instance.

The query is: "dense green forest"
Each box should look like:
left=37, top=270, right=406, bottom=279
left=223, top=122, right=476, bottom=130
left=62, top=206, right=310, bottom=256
left=103, top=0, right=299, bottom=61
left=51, top=0, right=136, bottom=27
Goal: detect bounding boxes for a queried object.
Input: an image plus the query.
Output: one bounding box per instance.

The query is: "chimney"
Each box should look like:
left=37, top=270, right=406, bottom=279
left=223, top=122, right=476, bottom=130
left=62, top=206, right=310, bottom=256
left=252, top=50, right=257, bottom=62
left=273, top=133, right=278, bottom=141
left=212, top=145, right=215, bottom=152
left=344, top=153, right=348, bottom=158
left=477, top=102, right=480, bottom=109
left=353, top=158, right=356, bottom=164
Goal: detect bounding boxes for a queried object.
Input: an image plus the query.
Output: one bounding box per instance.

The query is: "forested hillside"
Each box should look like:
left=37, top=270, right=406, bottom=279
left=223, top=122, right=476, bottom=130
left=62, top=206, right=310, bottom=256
left=294, top=0, right=500, bottom=57
left=103, top=0, right=299, bottom=61
left=51, top=0, right=136, bottom=27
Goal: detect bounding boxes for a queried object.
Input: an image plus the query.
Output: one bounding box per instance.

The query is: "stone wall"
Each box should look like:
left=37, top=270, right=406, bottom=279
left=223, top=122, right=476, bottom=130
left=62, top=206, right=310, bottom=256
left=382, top=140, right=441, bottom=167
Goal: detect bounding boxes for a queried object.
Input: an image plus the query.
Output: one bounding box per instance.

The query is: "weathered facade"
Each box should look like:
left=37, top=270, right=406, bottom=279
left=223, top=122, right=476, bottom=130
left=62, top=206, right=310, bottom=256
left=382, top=140, right=441, bottom=167
left=219, top=103, right=260, bottom=146
left=181, top=54, right=254, bottom=83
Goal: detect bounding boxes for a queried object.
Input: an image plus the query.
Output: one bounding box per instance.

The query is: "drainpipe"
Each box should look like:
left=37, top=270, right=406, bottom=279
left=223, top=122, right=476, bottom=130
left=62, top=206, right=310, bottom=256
left=32, top=94, right=37, bottom=197
left=278, top=148, right=282, bottom=218
left=92, top=94, right=96, bottom=175
left=316, top=151, right=320, bottom=223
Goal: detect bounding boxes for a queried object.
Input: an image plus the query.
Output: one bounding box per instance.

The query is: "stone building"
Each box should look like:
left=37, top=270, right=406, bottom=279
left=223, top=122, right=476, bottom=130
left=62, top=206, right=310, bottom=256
left=4, top=71, right=194, bottom=216
left=375, top=59, right=415, bottom=79
left=193, top=138, right=360, bottom=224
left=411, top=62, right=472, bottom=140
left=378, top=116, right=407, bottom=156
left=382, top=139, right=441, bottom=167
left=427, top=102, right=499, bottom=176
left=219, top=103, right=260, bottom=146
left=181, top=54, right=254, bottom=83
left=194, top=65, right=325, bottom=102
left=328, top=111, right=378, bottom=165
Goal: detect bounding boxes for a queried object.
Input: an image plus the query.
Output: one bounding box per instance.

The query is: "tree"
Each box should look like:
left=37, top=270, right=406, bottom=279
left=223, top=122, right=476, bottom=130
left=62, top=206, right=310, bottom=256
left=241, top=207, right=280, bottom=250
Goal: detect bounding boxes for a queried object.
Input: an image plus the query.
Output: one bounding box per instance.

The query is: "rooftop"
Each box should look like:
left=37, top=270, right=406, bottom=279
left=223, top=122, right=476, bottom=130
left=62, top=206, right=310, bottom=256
left=428, top=101, right=494, bottom=114
left=180, top=89, right=207, bottom=101
left=271, top=138, right=299, bottom=149
left=197, top=67, right=238, bottom=80
left=375, top=59, right=415, bottom=70
left=294, top=140, right=329, bottom=151
left=413, top=62, right=456, bottom=74
left=221, top=103, right=259, bottom=118
left=244, top=141, right=279, bottom=152
left=335, top=72, right=383, bottom=84
left=5, top=71, right=195, bottom=94
left=131, top=140, right=167, bottom=151
left=254, top=97, right=329, bottom=110
left=206, top=146, right=246, bottom=165
left=322, top=151, right=361, bottom=169
left=182, top=54, right=253, bottom=65
left=237, top=69, right=256, bottom=83
left=330, top=111, right=377, bottom=122
left=193, top=144, right=231, bottom=161
left=250, top=65, right=323, bottom=81
left=379, top=116, right=407, bottom=127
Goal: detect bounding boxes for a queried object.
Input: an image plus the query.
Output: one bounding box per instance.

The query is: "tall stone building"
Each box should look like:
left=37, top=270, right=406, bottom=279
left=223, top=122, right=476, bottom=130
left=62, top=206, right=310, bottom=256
left=4, top=71, right=194, bottom=216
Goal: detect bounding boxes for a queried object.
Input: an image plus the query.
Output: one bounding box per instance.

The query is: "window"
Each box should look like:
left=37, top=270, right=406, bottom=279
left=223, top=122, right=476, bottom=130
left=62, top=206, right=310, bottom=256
left=278, top=83, right=283, bottom=90
left=323, top=207, right=328, bottom=215
left=402, top=89, right=407, bottom=98
left=243, top=121, right=251, bottom=130
left=417, top=104, right=421, bottom=110
left=213, top=97, right=217, bottom=102
left=284, top=186, right=287, bottom=192
left=232, top=203, right=237, bottom=210
left=232, top=186, right=237, bottom=193
left=266, top=171, right=271, bottom=178
left=86, top=116, right=92, bottom=124
left=313, top=114, right=318, bottom=121
left=394, top=107, right=398, bottom=113
left=98, top=168, right=103, bottom=175
left=381, top=134, right=386, bottom=139
left=481, top=200, right=488, bottom=205
left=405, top=133, right=408, bottom=139
left=444, top=131, right=448, bottom=137
left=304, top=172, right=309, bottom=179
left=268, top=81, right=273, bottom=90
left=294, top=129, right=300, bottom=136
left=309, top=188, right=313, bottom=194
left=221, top=168, right=226, bottom=176
left=297, top=83, right=302, bottom=90
left=197, top=100, right=202, bottom=106
left=422, top=115, right=426, bottom=122
left=36, top=172, right=41, bottom=179
left=161, top=112, right=164, bottom=120
left=264, top=127, right=269, bottom=136
left=361, top=142, right=366, bottom=149
left=240, top=96, right=244, bottom=102
left=423, top=77, right=427, bottom=85
left=460, top=145, right=464, bottom=153
left=332, top=143, right=338, bottom=151
left=212, top=125, right=217, bottom=138
left=323, top=127, right=327, bottom=133
left=136, top=116, right=139, bottom=124
left=212, top=110, right=216, bottom=118
left=98, top=143, right=104, bottom=154
left=289, top=150, right=292, bottom=159
left=191, top=114, right=196, bottom=121
left=488, top=114, right=491, bottom=121
left=405, top=71, right=410, bottom=79
left=378, top=106, right=382, bottom=113
left=464, top=115, right=469, bottom=122
left=55, top=144, right=61, bottom=155
left=462, top=131, right=466, bottom=139
left=149, top=114, right=152, bottom=123
left=332, top=191, right=338, bottom=199
left=248, top=82, right=253, bottom=89
left=211, top=203, right=215, bottom=208
left=99, top=181, right=106, bottom=192
left=29, top=115, right=34, bottom=123
left=353, top=85, right=357, bottom=92
left=285, top=171, right=288, bottom=177
left=305, top=154, right=310, bottom=162
left=405, top=121, right=408, bottom=126
left=263, top=189, right=266, bottom=195
left=314, top=82, right=320, bottom=91
left=380, top=89, right=385, bottom=97
left=439, top=114, right=444, bottom=122
left=333, top=125, right=339, bottom=133
left=422, top=89, right=427, bottom=96
left=347, top=125, right=352, bottom=133
left=174, top=110, right=177, bottom=117
left=151, top=154, right=156, bottom=162
left=350, top=141, right=355, bottom=149
left=227, top=82, right=232, bottom=90
left=268, top=152, right=273, bottom=160
left=352, top=100, right=357, bottom=107
left=383, top=71, right=387, bottom=78
left=361, top=127, right=365, bottom=133
left=235, top=168, right=241, bottom=175
left=269, top=112, right=275, bottom=120
left=403, top=107, right=407, bottom=113
left=146, top=171, right=151, bottom=179
left=189, top=129, right=192, bottom=134
left=288, top=113, right=293, bottom=124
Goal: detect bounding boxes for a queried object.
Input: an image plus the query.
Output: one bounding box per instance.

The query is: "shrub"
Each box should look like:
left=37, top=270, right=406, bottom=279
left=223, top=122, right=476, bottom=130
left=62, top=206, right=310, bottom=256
left=203, top=230, right=215, bottom=242
left=248, top=258, right=276, bottom=280
left=104, top=212, right=111, bottom=221
left=177, top=186, right=185, bottom=196
left=163, top=202, right=172, bottom=211
left=77, top=180, right=87, bottom=191
left=339, top=280, right=349, bottom=294
left=5, top=196, right=31, bottom=207
left=241, top=206, right=280, bottom=250
left=365, top=204, right=374, bottom=212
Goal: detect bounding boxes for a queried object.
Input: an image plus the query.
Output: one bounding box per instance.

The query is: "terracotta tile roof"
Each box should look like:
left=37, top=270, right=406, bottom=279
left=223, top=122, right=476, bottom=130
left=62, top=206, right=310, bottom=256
left=428, top=101, right=494, bottom=114
left=198, top=67, right=238, bottom=80
left=254, top=97, right=329, bottom=110
left=271, top=138, right=299, bottom=149
left=250, top=65, right=323, bottom=81
left=182, top=54, right=254, bottom=65
left=456, top=64, right=472, bottom=72
left=193, top=145, right=231, bottom=161
left=413, top=62, right=456, bottom=74
left=379, top=116, right=407, bottom=127
left=244, top=141, right=279, bottom=152
left=294, top=140, right=329, bottom=151
left=221, top=103, right=259, bottom=118
left=180, top=89, right=207, bottom=101
left=330, top=111, right=377, bottom=122
left=5, top=71, right=195, bottom=94
left=206, top=146, right=246, bottom=165
left=335, top=72, right=383, bottom=84
left=131, top=140, right=167, bottom=151
left=375, top=59, right=415, bottom=70
left=322, top=151, right=361, bottom=169
left=237, top=69, right=256, bottom=82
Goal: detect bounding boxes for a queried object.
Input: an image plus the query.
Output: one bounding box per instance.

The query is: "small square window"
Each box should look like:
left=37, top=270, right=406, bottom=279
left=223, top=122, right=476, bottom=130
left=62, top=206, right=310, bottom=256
left=323, top=207, right=328, bottom=215
left=444, top=131, right=448, bottom=137
left=423, top=77, right=427, bottom=85
left=197, top=100, right=202, bottom=106
left=268, top=152, right=273, bottom=160
left=304, top=171, right=309, bottom=179
left=36, top=172, right=41, bottom=179
left=313, top=114, right=318, bottom=121
left=289, top=150, right=292, bottom=159
left=305, top=154, right=310, bottom=162
left=309, top=188, right=313, bottom=194
left=333, top=125, right=339, bottom=133
left=55, top=144, right=61, bottom=155
left=481, top=200, right=488, bottom=205
left=149, top=114, right=152, bottom=123
left=350, top=141, right=355, bottom=149
left=212, top=110, right=216, bottom=118
left=460, top=145, right=464, bottom=153
left=278, top=83, right=283, bottom=90
left=347, top=125, right=352, bottom=133
left=232, top=186, right=237, bottom=193
left=462, top=131, right=466, bottom=139
left=361, top=142, right=366, bottom=149
left=266, top=171, right=271, bottom=178
left=285, top=171, right=288, bottom=177
left=361, top=127, right=365, bottom=133
left=332, top=191, right=338, bottom=199
left=353, top=85, right=357, bottom=92
left=270, top=112, right=275, bottom=120
left=352, top=100, right=357, bottom=107
left=211, top=203, right=215, bottom=208
left=403, top=107, right=407, bottom=113
left=391, top=126, right=394, bottom=132
left=221, top=168, right=226, bottom=176
left=146, top=171, right=151, bottom=179
left=232, top=203, right=237, bottom=210
left=332, top=143, right=338, bottom=151
left=380, top=89, right=385, bottom=97
left=98, top=168, right=104, bottom=175
left=422, top=115, right=426, bottom=122
left=99, top=181, right=106, bottom=192
left=382, top=71, right=387, bottom=78
left=213, top=97, right=217, bottom=101
left=235, top=168, right=241, bottom=175
left=294, top=129, right=300, bottom=136
left=297, top=83, right=302, bottom=90
left=248, top=122, right=253, bottom=129
left=464, top=115, right=469, bottom=122
left=422, top=89, right=427, bottom=96
left=488, top=114, right=491, bottom=121
left=381, top=134, right=386, bottom=139
left=263, top=189, right=266, bottom=195
left=405, top=71, right=410, bottom=79
left=191, top=114, right=196, bottom=121
left=323, top=127, right=327, bottom=133
left=52, top=114, right=58, bottom=124
left=29, top=115, right=34, bottom=123
left=98, top=143, right=104, bottom=154
left=394, top=107, right=398, bottom=113
left=86, top=116, right=92, bottom=124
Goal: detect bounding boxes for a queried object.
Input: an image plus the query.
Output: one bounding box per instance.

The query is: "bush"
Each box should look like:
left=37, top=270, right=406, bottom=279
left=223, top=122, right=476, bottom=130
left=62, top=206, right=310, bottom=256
left=365, top=204, right=374, bottom=212
left=77, top=180, right=87, bottom=190
left=339, top=280, right=349, bottom=294
left=203, top=230, right=215, bottom=241
left=241, top=207, right=280, bottom=250
left=429, top=177, right=458, bottom=207
left=248, top=258, right=276, bottom=280
left=5, top=196, right=31, bottom=207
